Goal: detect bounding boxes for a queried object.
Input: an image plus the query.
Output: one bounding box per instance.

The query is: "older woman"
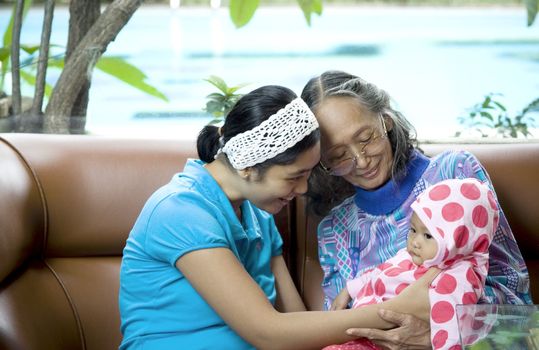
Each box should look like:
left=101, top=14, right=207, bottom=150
left=301, top=70, right=532, bottom=349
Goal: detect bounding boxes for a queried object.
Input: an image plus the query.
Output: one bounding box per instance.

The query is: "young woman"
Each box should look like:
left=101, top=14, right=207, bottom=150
left=301, top=70, right=532, bottom=349
left=119, top=85, right=438, bottom=349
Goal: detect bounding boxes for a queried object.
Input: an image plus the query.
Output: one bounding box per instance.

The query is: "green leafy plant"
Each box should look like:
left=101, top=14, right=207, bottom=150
left=229, top=0, right=323, bottom=28
left=525, top=0, right=539, bottom=26
left=463, top=309, right=539, bottom=349
left=0, top=0, right=33, bottom=95
left=5, top=50, right=169, bottom=103
left=203, top=75, right=248, bottom=124
left=455, top=93, right=538, bottom=138
left=0, top=6, right=167, bottom=102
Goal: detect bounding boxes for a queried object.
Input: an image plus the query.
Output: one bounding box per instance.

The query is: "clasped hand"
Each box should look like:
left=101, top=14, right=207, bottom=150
left=330, top=267, right=440, bottom=349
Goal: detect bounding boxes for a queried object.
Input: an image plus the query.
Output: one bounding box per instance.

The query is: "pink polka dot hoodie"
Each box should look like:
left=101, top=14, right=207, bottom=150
left=338, top=178, right=499, bottom=350
left=412, top=178, right=499, bottom=349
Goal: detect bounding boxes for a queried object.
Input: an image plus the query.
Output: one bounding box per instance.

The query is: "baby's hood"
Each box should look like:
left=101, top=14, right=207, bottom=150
left=411, top=178, right=499, bottom=269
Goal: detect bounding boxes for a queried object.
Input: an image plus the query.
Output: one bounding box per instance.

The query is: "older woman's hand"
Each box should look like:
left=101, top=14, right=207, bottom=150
left=346, top=309, right=431, bottom=349
left=345, top=267, right=439, bottom=349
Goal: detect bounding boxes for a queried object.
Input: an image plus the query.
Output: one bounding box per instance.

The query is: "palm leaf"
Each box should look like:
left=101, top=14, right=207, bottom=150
left=3, top=0, right=33, bottom=48
left=525, top=0, right=539, bottom=26
left=296, top=0, right=323, bottom=25
left=230, top=0, right=260, bottom=28
left=20, top=69, right=53, bottom=97
left=204, top=75, right=228, bottom=93
left=95, top=56, right=168, bottom=102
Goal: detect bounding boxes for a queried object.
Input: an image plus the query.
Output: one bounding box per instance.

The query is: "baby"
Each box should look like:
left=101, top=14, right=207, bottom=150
left=325, top=178, right=499, bottom=350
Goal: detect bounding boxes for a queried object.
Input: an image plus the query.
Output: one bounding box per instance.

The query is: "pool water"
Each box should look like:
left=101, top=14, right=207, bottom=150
left=3, top=4, right=539, bottom=139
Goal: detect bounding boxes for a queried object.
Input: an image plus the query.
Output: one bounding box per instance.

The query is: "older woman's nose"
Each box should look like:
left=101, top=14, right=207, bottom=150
left=354, top=153, right=370, bottom=169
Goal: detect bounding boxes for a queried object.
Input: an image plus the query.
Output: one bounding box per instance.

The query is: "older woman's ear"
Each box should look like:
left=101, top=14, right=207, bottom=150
left=382, top=113, right=394, bottom=132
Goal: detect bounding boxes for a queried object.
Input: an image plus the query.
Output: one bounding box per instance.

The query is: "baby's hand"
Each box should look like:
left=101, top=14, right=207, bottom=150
left=330, top=288, right=352, bottom=311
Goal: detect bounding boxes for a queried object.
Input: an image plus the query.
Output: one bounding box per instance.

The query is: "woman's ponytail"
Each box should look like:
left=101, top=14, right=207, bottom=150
left=197, top=125, right=221, bottom=163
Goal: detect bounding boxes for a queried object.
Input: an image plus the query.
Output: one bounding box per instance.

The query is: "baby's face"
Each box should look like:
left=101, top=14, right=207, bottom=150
left=407, top=212, right=438, bottom=265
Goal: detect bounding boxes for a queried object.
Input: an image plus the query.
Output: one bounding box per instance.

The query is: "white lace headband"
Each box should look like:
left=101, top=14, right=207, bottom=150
left=215, top=97, right=319, bottom=169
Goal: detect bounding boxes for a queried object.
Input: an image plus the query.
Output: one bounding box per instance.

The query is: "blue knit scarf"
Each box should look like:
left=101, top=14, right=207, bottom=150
left=354, top=150, right=430, bottom=215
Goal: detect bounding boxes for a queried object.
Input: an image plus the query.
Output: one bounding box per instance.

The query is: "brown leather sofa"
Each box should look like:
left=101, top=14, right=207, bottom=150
left=1, top=133, right=537, bottom=350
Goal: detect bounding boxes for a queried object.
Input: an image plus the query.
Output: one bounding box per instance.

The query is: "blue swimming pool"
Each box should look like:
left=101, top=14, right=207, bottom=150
left=4, top=4, right=539, bottom=138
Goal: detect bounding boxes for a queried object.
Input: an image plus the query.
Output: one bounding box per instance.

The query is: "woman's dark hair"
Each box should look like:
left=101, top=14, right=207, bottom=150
left=197, top=85, right=320, bottom=177
left=300, top=70, right=420, bottom=216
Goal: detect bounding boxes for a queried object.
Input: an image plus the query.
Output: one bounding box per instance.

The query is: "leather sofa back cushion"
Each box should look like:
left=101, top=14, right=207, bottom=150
left=0, top=139, right=44, bottom=281
left=5, top=136, right=197, bottom=257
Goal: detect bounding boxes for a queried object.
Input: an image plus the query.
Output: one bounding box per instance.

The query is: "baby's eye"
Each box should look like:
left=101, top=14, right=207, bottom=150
left=408, top=227, right=416, bottom=234
left=424, top=233, right=433, bottom=239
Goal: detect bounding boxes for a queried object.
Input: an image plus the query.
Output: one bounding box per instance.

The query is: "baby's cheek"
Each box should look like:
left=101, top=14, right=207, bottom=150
left=427, top=242, right=438, bottom=259
left=405, top=239, right=413, bottom=251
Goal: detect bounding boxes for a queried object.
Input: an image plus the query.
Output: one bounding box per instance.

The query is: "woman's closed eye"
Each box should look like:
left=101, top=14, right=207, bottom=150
left=287, top=171, right=311, bottom=182
left=288, top=175, right=304, bottom=182
left=328, top=150, right=348, bottom=163
left=356, top=131, right=374, bottom=145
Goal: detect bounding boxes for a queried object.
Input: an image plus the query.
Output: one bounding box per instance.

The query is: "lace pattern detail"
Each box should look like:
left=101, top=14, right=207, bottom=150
left=217, top=97, right=318, bottom=169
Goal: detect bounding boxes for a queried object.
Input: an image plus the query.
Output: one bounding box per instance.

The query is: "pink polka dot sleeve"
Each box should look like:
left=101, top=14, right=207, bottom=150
left=429, top=260, right=484, bottom=350
left=347, top=267, right=379, bottom=299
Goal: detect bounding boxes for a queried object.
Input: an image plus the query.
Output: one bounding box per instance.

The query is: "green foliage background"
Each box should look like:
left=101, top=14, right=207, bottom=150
left=0, top=0, right=527, bottom=6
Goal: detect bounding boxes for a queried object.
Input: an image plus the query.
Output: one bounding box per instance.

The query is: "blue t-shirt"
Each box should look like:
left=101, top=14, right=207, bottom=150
left=119, top=159, right=283, bottom=349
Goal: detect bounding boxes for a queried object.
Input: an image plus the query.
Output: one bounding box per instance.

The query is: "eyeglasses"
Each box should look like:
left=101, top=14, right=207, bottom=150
left=320, top=115, right=388, bottom=176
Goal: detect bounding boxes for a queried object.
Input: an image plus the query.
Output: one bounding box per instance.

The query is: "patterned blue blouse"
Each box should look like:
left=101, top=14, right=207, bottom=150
left=318, top=150, right=532, bottom=310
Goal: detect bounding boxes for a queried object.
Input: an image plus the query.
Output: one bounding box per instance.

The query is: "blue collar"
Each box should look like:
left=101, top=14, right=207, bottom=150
left=354, top=150, right=430, bottom=215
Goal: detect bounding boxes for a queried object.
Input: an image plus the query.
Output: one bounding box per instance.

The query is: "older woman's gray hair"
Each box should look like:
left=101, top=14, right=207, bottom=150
left=301, top=70, right=420, bottom=216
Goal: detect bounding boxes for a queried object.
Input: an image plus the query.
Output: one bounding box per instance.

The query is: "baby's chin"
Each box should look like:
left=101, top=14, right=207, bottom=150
left=410, top=254, right=424, bottom=266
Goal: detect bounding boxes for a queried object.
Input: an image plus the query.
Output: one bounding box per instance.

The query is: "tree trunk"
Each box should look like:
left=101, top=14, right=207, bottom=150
left=44, top=0, right=143, bottom=134
left=15, top=0, right=55, bottom=133
left=10, top=0, right=24, bottom=117
left=30, top=0, right=55, bottom=117
left=66, top=0, right=101, bottom=133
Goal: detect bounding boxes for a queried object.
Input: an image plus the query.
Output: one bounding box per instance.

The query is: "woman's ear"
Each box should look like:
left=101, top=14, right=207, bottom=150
left=237, top=168, right=250, bottom=180
left=237, top=167, right=259, bottom=181
left=382, top=114, right=394, bottom=132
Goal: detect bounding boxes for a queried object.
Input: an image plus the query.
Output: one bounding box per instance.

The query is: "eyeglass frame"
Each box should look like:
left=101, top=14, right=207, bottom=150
left=319, top=114, right=389, bottom=176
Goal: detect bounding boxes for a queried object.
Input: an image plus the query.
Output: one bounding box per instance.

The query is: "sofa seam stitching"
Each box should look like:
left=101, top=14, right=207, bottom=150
left=44, top=260, right=87, bottom=350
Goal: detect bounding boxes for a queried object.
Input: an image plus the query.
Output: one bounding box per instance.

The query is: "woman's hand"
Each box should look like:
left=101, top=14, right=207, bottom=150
left=384, top=267, right=440, bottom=321
left=330, top=287, right=352, bottom=310
left=345, top=267, right=440, bottom=349
left=346, top=309, right=431, bottom=349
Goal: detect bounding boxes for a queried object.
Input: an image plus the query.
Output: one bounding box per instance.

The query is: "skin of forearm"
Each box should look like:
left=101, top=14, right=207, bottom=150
left=249, top=278, right=433, bottom=349
left=382, top=287, right=431, bottom=323
left=178, top=249, right=432, bottom=349
left=274, top=295, right=307, bottom=312
left=249, top=305, right=395, bottom=350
